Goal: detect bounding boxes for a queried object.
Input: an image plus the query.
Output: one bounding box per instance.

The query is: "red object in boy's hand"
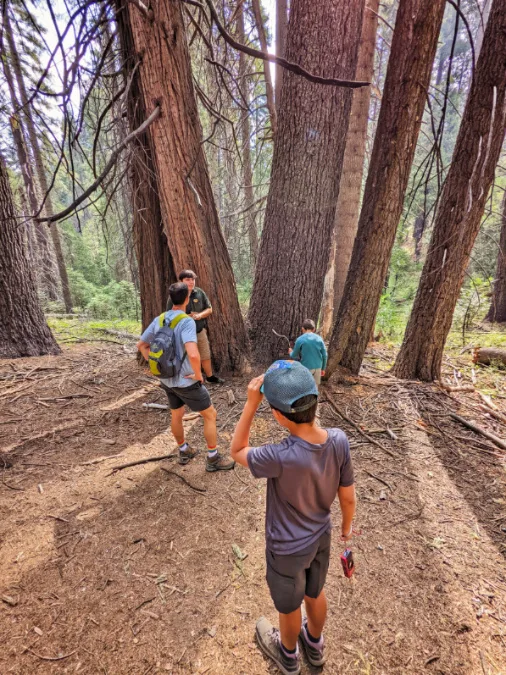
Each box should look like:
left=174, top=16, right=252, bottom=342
left=340, top=548, right=355, bottom=578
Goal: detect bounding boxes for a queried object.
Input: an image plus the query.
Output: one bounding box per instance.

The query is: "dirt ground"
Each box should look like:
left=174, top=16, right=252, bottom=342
left=1, top=342, right=506, bottom=674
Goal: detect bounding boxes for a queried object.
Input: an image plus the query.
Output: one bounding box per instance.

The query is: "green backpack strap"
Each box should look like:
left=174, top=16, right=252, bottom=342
left=158, top=312, right=166, bottom=328
left=169, top=312, right=189, bottom=329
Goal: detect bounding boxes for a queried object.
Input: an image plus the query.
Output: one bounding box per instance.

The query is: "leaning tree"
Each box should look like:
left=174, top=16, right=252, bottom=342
left=0, top=152, right=60, bottom=358
left=394, top=0, right=506, bottom=380
left=486, top=192, right=506, bottom=324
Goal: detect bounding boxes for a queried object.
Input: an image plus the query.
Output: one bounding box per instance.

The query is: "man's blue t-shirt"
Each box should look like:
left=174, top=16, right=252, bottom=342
left=140, top=310, right=197, bottom=389
left=247, top=428, right=354, bottom=554
left=290, top=332, right=328, bottom=370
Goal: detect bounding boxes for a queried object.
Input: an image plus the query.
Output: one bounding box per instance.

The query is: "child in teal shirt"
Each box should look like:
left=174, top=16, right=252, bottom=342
left=289, top=320, right=327, bottom=385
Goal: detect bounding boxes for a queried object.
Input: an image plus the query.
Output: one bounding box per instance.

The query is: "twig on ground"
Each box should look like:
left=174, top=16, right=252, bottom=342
left=108, top=453, right=176, bottom=474
left=160, top=467, right=207, bottom=493
left=449, top=413, right=506, bottom=450
left=364, top=470, right=393, bottom=490
left=26, top=649, right=77, bottom=661
left=323, top=395, right=397, bottom=458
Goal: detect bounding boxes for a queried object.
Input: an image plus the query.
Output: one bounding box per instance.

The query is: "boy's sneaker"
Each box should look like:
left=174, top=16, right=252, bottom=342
left=299, top=618, right=325, bottom=666
left=206, top=374, right=224, bottom=384
left=178, top=446, right=198, bottom=465
left=255, top=617, right=301, bottom=675
left=205, top=453, right=235, bottom=472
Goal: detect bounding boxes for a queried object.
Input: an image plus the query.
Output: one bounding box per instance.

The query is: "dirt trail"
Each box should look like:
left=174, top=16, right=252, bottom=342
left=0, top=345, right=505, bottom=674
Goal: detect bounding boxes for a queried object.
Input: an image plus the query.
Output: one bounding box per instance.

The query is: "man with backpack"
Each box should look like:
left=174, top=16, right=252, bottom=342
left=137, top=282, right=235, bottom=472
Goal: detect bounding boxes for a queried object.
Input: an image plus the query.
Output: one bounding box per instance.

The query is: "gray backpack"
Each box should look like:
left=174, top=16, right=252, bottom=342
left=148, top=312, right=189, bottom=378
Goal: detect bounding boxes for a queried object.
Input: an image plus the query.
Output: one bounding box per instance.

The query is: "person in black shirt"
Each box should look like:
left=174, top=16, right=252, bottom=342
left=167, top=270, right=224, bottom=384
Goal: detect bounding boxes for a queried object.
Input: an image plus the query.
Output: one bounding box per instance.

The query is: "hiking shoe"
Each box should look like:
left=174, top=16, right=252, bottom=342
left=205, top=452, right=235, bottom=472
left=299, top=618, right=325, bottom=667
left=206, top=374, right=224, bottom=384
left=255, top=617, right=301, bottom=675
left=178, top=445, right=199, bottom=465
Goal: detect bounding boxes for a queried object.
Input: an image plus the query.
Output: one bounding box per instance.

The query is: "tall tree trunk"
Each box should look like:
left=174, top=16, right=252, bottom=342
left=251, top=0, right=277, bottom=137
left=237, top=3, right=258, bottom=270
left=249, top=0, right=365, bottom=362
left=0, top=31, right=59, bottom=301
left=0, top=152, right=60, bottom=358
left=326, top=0, right=446, bottom=377
left=275, top=0, right=287, bottom=108
left=118, top=0, right=249, bottom=372
left=486, top=191, right=506, bottom=323
left=4, top=10, right=73, bottom=312
left=393, top=0, right=506, bottom=381
left=320, top=0, right=380, bottom=340
left=115, top=0, right=175, bottom=332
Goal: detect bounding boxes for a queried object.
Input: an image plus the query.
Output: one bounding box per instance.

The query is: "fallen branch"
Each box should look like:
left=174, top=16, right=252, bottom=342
left=322, top=395, right=397, bottom=458
left=364, top=470, right=393, bottom=490
left=96, top=328, right=140, bottom=341
left=479, top=405, right=506, bottom=426
left=439, top=384, right=475, bottom=393
left=449, top=413, right=506, bottom=451
left=473, top=347, right=506, bottom=367
left=142, top=403, right=168, bottom=410
left=109, top=453, right=176, bottom=474
left=160, top=467, right=207, bottom=493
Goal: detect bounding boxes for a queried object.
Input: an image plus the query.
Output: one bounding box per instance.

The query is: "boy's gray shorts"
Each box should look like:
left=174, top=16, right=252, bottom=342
left=265, top=531, right=331, bottom=614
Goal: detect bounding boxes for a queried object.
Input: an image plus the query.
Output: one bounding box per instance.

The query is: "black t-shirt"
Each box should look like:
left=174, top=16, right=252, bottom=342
left=167, top=287, right=211, bottom=333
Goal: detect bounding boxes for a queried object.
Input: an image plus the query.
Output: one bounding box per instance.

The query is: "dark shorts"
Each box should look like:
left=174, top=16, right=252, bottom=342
left=266, top=531, right=331, bottom=615
left=161, top=382, right=211, bottom=412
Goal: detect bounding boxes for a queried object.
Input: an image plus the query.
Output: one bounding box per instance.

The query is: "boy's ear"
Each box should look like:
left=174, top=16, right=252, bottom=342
left=271, top=408, right=287, bottom=426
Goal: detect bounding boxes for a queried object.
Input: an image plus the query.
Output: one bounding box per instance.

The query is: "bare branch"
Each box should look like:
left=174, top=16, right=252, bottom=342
left=182, top=0, right=370, bottom=89
left=36, top=105, right=161, bottom=224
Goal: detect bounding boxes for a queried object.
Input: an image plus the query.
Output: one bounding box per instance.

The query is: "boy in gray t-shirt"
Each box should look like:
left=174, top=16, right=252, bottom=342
left=231, top=360, right=356, bottom=675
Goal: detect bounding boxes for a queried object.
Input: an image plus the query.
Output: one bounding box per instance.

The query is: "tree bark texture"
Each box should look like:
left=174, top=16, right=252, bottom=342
left=4, top=9, right=73, bottom=313
left=393, top=0, right=506, bottom=381
left=237, top=3, right=258, bottom=270
left=275, top=0, right=287, bottom=109
left=0, top=152, right=60, bottom=358
left=251, top=0, right=277, bottom=136
left=320, top=0, right=380, bottom=340
left=486, top=192, right=506, bottom=323
left=248, top=0, right=365, bottom=363
left=115, top=5, right=171, bottom=332
left=120, top=0, right=249, bottom=372
left=326, top=0, right=446, bottom=377
left=1, top=19, right=59, bottom=301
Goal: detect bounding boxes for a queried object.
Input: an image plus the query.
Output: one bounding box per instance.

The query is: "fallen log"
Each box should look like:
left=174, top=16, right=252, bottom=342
left=96, top=328, right=140, bottom=341
left=473, top=347, right=506, bottom=367
left=449, top=413, right=506, bottom=451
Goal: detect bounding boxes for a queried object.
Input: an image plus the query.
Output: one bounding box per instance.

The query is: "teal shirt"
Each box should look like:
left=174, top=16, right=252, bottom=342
left=290, top=332, right=328, bottom=371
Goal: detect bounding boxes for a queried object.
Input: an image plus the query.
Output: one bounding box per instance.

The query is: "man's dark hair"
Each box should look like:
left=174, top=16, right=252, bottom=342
left=169, top=282, right=189, bottom=306
left=271, top=395, right=318, bottom=424
left=302, top=319, right=316, bottom=331
left=178, top=269, right=197, bottom=281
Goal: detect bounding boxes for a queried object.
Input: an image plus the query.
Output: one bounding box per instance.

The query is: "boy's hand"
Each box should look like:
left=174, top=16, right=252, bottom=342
left=185, top=372, right=204, bottom=383
left=246, top=375, right=264, bottom=407
left=321, top=370, right=326, bottom=377
left=340, top=526, right=354, bottom=542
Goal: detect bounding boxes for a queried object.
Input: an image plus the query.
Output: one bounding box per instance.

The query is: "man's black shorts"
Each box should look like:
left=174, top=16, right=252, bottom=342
left=266, top=531, right=331, bottom=614
left=161, top=382, right=211, bottom=412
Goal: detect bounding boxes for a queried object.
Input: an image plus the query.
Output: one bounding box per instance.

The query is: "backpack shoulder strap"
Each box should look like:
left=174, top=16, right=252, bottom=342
left=158, top=312, right=166, bottom=328
left=169, top=312, right=189, bottom=329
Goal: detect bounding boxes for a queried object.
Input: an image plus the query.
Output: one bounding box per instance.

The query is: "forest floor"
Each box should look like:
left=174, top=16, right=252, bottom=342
left=1, top=337, right=506, bottom=675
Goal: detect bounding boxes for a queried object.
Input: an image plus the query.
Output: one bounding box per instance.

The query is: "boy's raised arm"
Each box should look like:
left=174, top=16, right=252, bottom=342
left=230, top=375, right=264, bottom=467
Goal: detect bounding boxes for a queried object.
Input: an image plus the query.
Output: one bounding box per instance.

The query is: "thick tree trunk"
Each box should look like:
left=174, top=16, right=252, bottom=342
left=393, top=0, right=506, bottom=381
left=0, top=152, right=60, bottom=358
left=320, top=0, right=380, bottom=340
left=326, top=0, right=446, bottom=377
left=4, top=10, right=73, bottom=313
left=486, top=192, right=506, bottom=323
left=237, top=3, right=258, bottom=271
left=115, top=0, right=175, bottom=331
left=249, top=0, right=365, bottom=363
left=251, top=0, right=277, bottom=136
left=119, top=0, right=249, bottom=372
left=1, top=21, right=59, bottom=301
left=275, top=0, right=287, bottom=109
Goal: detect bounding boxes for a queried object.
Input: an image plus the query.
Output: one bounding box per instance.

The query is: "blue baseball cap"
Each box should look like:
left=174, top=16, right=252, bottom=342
left=261, top=360, right=318, bottom=413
